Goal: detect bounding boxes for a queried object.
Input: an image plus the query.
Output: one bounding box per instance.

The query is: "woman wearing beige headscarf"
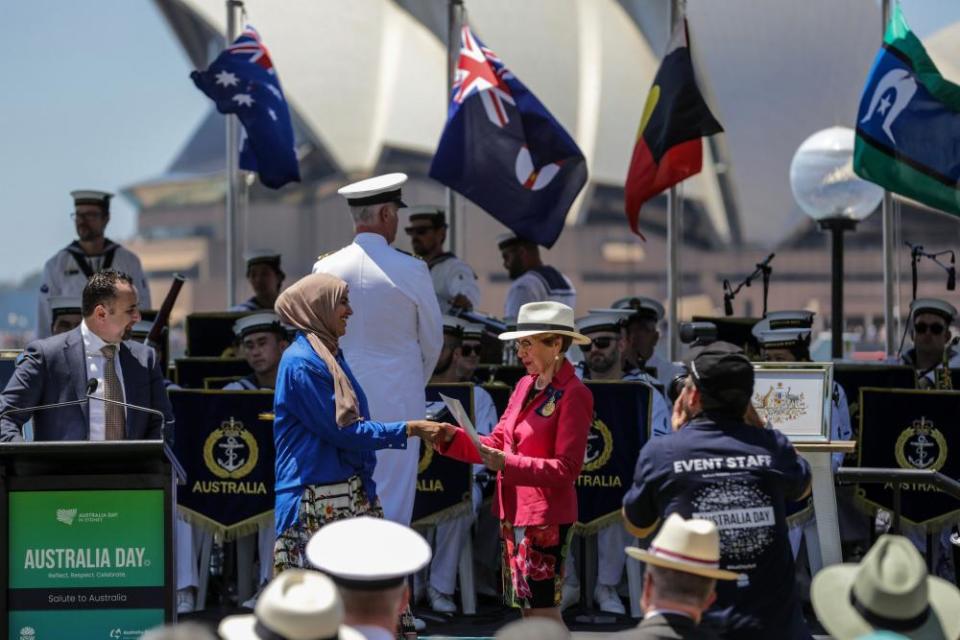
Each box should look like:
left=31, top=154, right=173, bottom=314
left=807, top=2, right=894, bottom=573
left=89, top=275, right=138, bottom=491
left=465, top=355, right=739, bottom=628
left=271, top=273, right=452, bottom=577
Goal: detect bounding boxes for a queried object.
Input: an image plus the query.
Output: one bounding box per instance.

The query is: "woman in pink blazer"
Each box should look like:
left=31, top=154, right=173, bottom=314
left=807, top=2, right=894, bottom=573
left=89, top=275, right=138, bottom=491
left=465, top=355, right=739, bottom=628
left=436, top=301, right=593, bottom=623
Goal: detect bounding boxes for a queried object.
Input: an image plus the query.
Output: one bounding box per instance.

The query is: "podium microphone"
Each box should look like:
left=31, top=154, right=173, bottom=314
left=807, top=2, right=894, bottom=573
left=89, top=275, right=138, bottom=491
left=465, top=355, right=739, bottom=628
left=86, top=386, right=170, bottom=443
left=948, top=252, right=956, bottom=291
left=0, top=392, right=93, bottom=420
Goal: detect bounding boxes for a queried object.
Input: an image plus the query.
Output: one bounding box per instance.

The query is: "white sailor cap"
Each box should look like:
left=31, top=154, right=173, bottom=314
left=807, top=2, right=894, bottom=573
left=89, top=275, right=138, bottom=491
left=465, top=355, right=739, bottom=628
left=611, top=296, right=665, bottom=322
left=756, top=328, right=812, bottom=350
left=576, top=312, right=626, bottom=335
left=442, top=315, right=466, bottom=337
left=337, top=173, right=408, bottom=208
left=244, top=249, right=282, bottom=267
left=751, top=310, right=815, bottom=338
left=461, top=323, right=484, bottom=340
left=233, top=312, right=286, bottom=339
left=407, top=205, right=446, bottom=227
left=910, top=298, right=957, bottom=324
left=49, top=296, right=82, bottom=317
left=71, top=189, right=113, bottom=209
left=496, top=231, right=533, bottom=250
left=306, top=517, right=432, bottom=591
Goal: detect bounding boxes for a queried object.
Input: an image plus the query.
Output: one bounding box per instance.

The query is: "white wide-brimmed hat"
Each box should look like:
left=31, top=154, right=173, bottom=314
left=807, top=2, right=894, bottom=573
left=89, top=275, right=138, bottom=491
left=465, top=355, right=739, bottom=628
left=219, top=569, right=364, bottom=640
left=498, top=301, right=591, bottom=345
left=625, top=513, right=739, bottom=581
left=811, top=534, right=960, bottom=640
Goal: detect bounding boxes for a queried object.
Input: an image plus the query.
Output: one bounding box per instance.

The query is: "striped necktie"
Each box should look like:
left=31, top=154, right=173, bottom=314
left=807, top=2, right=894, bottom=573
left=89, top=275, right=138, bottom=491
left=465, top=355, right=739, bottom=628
left=100, top=344, right=125, bottom=440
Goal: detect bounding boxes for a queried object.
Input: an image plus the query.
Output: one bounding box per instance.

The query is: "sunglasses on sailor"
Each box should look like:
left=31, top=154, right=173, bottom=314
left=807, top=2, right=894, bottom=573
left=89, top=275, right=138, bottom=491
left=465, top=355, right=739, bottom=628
left=579, top=336, right=615, bottom=353
left=915, top=321, right=946, bottom=336
left=404, top=225, right=437, bottom=236
left=459, top=344, right=481, bottom=357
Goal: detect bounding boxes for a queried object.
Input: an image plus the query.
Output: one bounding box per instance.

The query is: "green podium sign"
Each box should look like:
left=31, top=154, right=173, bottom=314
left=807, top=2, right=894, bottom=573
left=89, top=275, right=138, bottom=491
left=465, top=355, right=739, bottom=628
left=7, top=489, right=166, bottom=639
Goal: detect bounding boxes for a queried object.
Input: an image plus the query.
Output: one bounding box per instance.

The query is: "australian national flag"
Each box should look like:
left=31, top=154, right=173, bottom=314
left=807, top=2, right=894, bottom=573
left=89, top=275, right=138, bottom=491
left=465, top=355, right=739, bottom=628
left=429, top=26, right=587, bottom=248
left=191, top=26, right=300, bottom=189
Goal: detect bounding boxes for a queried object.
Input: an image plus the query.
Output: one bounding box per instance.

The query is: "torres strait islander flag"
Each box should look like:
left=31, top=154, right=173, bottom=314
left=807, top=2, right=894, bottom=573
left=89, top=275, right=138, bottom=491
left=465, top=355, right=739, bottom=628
left=854, top=5, right=960, bottom=217
left=624, top=19, right=723, bottom=237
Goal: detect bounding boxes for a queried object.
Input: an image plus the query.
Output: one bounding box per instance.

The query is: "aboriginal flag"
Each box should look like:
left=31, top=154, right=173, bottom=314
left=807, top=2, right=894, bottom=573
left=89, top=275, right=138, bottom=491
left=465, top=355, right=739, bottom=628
left=625, top=20, right=722, bottom=237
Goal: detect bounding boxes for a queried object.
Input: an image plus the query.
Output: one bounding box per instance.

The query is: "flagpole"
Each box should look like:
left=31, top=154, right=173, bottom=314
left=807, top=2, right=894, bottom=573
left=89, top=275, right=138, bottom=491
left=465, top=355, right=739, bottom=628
left=881, top=0, right=897, bottom=357
left=225, top=0, right=243, bottom=308
left=446, top=0, right=463, bottom=258
left=666, top=0, right=682, bottom=361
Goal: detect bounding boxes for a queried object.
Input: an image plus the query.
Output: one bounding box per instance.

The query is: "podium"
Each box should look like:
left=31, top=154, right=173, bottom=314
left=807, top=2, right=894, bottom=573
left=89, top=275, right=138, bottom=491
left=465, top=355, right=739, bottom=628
left=0, top=441, right=184, bottom=640
left=795, top=440, right=856, bottom=571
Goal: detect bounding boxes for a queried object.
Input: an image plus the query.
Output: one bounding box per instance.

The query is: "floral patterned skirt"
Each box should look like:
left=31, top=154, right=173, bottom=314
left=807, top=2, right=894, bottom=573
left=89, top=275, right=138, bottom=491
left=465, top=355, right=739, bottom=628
left=272, top=477, right=418, bottom=638
left=501, top=521, right=572, bottom=609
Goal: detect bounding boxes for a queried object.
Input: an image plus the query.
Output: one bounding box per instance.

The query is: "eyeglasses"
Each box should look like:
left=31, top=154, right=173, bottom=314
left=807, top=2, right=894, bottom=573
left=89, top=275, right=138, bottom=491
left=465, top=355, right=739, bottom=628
left=915, top=322, right=946, bottom=335
left=579, top=337, right=615, bottom=353
left=459, top=345, right=480, bottom=357
left=404, top=226, right=435, bottom=236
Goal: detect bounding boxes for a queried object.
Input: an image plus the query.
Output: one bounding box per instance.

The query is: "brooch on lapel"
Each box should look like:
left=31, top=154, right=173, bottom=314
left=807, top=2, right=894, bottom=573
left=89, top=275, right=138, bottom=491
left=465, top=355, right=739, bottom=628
left=536, top=388, right=564, bottom=417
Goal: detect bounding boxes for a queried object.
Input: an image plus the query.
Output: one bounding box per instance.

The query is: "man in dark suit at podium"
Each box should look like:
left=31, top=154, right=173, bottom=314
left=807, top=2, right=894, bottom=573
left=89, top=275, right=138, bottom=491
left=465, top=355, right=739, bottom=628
left=0, top=269, right=173, bottom=442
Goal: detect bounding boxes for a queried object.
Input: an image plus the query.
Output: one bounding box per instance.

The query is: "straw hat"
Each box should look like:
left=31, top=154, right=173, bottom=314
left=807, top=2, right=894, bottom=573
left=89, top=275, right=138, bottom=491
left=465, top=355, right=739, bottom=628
left=811, top=534, right=960, bottom=640
left=625, top=513, right=739, bottom=581
left=498, top=301, right=591, bottom=345
left=219, top=570, right=364, bottom=640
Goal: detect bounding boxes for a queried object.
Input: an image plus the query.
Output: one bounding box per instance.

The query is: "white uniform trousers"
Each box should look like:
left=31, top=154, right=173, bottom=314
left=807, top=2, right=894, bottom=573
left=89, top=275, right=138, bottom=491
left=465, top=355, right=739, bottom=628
left=565, top=522, right=632, bottom=587
left=176, top=515, right=199, bottom=591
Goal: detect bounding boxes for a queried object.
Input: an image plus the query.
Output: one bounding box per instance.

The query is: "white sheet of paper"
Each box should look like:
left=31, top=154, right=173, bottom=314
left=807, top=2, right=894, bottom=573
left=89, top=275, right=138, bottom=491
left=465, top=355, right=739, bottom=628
left=439, top=393, right=483, bottom=452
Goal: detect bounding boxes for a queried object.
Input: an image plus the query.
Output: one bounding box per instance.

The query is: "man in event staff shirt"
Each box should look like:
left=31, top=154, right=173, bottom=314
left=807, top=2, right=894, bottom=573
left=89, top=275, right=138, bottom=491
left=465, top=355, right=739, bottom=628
left=622, top=343, right=812, bottom=640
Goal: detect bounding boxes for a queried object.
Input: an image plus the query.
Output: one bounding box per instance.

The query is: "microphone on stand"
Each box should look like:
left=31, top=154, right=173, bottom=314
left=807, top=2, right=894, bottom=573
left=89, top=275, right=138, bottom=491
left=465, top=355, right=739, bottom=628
left=722, top=280, right=734, bottom=317
left=0, top=387, right=96, bottom=421
left=86, top=379, right=170, bottom=443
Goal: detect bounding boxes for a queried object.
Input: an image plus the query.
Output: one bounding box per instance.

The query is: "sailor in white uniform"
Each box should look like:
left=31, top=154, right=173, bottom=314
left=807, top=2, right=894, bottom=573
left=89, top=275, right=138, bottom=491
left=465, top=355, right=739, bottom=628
left=423, top=318, right=498, bottom=613
left=565, top=311, right=671, bottom=613
left=753, top=315, right=852, bottom=573
left=220, top=313, right=290, bottom=597
left=611, top=296, right=682, bottom=391
left=899, top=298, right=960, bottom=387
left=38, top=190, right=150, bottom=338
left=230, top=250, right=286, bottom=313
left=313, top=173, right=443, bottom=526
left=404, top=206, right=481, bottom=314
left=48, top=296, right=83, bottom=336
left=498, top=232, right=576, bottom=320
left=306, top=517, right=433, bottom=640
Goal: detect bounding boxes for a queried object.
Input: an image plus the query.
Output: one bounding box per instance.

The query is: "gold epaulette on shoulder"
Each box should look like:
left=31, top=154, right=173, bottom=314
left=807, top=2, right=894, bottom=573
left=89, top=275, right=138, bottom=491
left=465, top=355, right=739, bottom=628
left=316, top=251, right=334, bottom=261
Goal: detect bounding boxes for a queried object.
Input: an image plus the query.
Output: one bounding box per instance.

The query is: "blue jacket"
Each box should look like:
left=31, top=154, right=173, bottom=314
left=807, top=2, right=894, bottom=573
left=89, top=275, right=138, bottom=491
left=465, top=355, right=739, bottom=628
left=273, top=334, right=407, bottom=533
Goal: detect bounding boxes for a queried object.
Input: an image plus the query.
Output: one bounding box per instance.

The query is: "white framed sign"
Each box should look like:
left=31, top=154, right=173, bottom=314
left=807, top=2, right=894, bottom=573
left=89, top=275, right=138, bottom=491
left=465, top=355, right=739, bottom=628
left=751, top=362, right=833, bottom=442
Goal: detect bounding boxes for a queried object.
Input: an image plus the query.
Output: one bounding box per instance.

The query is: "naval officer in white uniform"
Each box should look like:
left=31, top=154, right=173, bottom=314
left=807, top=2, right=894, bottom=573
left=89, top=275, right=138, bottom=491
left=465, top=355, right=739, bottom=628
left=498, top=232, right=576, bottom=320
left=404, top=206, right=481, bottom=314
left=313, top=173, right=443, bottom=526
left=38, top=190, right=150, bottom=338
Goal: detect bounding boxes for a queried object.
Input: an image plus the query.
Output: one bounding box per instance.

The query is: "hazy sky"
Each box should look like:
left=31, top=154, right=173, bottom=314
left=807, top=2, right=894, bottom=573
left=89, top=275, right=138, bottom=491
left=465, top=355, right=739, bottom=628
left=1, top=0, right=959, bottom=284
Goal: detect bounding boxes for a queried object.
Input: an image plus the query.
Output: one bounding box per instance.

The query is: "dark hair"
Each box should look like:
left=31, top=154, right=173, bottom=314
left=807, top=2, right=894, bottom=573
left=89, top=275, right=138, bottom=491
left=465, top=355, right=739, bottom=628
left=699, top=388, right=751, bottom=419
left=82, top=270, right=135, bottom=316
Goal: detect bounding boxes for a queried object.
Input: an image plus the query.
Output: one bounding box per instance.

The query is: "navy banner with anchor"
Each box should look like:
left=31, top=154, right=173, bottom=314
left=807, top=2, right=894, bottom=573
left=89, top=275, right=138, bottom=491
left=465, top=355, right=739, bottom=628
left=170, top=390, right=275, bottom=538
left=858, top=387, right=960, bottom=529
left=413, top=383, right=475, bottom=526
left=576, top=382, right=651, bottom=533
